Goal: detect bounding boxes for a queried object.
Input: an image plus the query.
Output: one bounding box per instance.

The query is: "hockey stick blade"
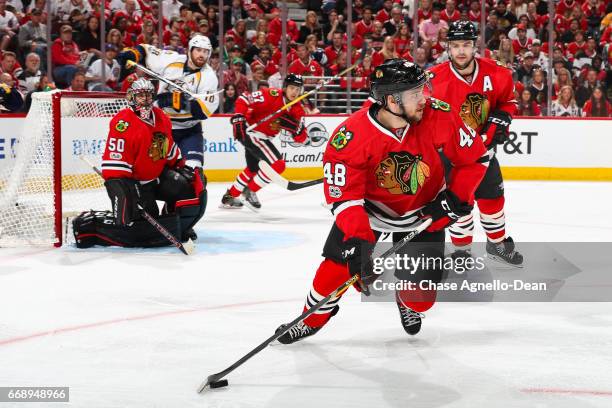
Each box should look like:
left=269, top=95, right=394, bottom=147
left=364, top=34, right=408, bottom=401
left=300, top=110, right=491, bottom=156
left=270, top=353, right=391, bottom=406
left=258, top=160, right=323, bottom=191
left=196, top=218, right=431, bottom=394
left=80, top=156, right=194, bottom=256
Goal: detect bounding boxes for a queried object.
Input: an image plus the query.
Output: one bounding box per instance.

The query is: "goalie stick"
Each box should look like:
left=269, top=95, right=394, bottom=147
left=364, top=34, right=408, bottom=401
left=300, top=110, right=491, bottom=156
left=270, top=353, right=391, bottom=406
left=245, top=42, right=368, bottom=132
left=197, top=218, right=432, bottom=393
left=257, top=160, right=323, bottom=191
left=80, top=156, right=195, bottom=256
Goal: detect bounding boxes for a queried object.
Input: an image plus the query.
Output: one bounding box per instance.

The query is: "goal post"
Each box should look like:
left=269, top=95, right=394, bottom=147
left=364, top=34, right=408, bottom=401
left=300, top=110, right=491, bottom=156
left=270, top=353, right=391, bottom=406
left=0, top=91, right=129, bottom=247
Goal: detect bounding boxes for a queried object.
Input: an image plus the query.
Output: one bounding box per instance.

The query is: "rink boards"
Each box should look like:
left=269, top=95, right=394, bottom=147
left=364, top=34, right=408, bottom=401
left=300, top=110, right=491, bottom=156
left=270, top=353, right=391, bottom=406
left=0, top=115, right=611, bottom=183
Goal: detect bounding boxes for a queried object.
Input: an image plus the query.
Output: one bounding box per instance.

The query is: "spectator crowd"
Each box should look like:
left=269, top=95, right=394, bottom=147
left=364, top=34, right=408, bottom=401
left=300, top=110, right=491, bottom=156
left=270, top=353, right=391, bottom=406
left=0, top=0, right=609, bottom=117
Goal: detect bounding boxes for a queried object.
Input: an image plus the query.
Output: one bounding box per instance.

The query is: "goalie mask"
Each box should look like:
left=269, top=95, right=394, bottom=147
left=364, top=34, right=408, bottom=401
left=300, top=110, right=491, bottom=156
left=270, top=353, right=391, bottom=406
left=127, top=78, right=155, bottom=122
left=188, top=35, right=212, bottom=67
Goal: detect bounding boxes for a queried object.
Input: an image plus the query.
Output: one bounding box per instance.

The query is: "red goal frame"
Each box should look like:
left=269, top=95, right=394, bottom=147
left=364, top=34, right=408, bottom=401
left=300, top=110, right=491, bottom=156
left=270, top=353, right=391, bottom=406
left=51, top=91, right=125, bottom=247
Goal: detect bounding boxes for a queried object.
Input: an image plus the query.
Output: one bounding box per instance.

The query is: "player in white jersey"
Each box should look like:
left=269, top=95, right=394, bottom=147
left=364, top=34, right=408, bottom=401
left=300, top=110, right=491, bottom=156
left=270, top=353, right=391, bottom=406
left=117, top=35, right=219, bottom=169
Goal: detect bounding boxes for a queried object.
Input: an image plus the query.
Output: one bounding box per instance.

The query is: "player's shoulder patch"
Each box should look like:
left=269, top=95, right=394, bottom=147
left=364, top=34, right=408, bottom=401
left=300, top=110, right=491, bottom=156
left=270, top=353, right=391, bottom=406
left=269, top=88, right=279, bottom=97
left=429, top=97, right=451, bottom=112
left=115, top=119, right=130, bottom=133
left=330, top=125, right=353, bottom=151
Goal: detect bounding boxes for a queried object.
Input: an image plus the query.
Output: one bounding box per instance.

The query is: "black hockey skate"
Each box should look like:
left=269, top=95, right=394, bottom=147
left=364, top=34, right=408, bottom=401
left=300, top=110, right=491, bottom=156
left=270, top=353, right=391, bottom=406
left=276, top=306, right=339, bottom=344
left=276, top=322, right=322, bottom=344
left=396, top=298, right=425, bottom=336
left=219, top=190, right=244, bottom=209
left=486, top=236, right=523, bottom=267
left=242, top=187, right=261, bottom=211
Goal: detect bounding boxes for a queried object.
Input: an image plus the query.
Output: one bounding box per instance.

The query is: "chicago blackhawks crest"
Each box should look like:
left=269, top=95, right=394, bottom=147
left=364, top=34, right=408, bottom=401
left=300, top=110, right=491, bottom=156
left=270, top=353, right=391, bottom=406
left=330, top=126, right=353, bottom=151
left=460, top=93, right=490, bottom=131
left=148, top=131, right=169, bottom=161
left=375, top=151, right=430, bottom=195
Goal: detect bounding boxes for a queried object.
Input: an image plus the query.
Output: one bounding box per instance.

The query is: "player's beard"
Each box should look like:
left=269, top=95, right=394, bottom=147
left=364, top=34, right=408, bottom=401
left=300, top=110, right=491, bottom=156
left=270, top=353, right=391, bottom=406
left=451, top=51, right=475, bottom=72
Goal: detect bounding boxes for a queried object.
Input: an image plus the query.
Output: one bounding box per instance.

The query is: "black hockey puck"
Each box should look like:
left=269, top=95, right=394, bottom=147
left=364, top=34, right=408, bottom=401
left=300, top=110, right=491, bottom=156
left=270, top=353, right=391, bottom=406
left=209, top=379, right=229, bottom=389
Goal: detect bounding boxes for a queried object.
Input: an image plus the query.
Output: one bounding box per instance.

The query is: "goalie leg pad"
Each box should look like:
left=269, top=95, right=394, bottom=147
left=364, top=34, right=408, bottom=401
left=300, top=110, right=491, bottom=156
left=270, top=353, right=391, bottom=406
left=104, top=178, right=141, bottom=226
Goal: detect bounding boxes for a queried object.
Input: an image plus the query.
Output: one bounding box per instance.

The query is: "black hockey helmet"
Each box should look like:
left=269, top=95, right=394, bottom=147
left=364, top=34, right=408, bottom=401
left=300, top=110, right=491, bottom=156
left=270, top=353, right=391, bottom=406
left=370, top=59, right=428, bottom=104
left=447, top=20, right=478, bottom=41
left=283, top=73, right=304, bottom=89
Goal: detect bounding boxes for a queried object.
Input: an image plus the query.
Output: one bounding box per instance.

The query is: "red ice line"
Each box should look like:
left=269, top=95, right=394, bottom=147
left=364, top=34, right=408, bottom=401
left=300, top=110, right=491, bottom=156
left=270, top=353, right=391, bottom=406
left=0, top=298, right=299, bottom=347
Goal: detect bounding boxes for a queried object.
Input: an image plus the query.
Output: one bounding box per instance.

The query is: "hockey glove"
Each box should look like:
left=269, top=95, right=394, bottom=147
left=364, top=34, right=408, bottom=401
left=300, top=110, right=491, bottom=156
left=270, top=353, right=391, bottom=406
left=157, top=91, right=190, bottom=111
left=231, top=114, right=248, bottom=142
left=481, top=110, right=512, bottom=145
left=419, top=190, right=473, bottom=232
left=277, top=113, right=300, bottom=133
left=174, top=165, right=195, bottom=183
left=342, top=237, right=377, bottom=295
left=104, top=178, right=142, bottom=226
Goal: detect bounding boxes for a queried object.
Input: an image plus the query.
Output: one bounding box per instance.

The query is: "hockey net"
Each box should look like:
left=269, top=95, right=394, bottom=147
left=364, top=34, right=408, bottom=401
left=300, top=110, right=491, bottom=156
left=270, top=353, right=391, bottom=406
left=0, top=91, right=128, bottom=247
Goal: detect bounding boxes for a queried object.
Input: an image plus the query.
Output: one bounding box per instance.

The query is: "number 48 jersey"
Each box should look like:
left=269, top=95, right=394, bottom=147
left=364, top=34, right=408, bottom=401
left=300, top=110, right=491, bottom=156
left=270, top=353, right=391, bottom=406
left=323, top=100, right=488, bottom=239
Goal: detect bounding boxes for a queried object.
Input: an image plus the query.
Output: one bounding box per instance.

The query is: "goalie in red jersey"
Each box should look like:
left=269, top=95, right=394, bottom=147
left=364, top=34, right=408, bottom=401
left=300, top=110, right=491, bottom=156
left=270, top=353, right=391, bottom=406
left=428, top=21, right=523, bottom=267
left=275, top=59, right=489, bottom=343
left=220, top=74, right=308, bottom=211
left=72, top=78, right=207, bottom=249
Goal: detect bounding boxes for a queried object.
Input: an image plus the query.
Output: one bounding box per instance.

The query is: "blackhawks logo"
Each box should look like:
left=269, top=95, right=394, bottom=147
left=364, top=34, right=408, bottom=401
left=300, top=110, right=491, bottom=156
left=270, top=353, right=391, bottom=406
left=375, top=151, right=430, bottom=195
left=148, top=131, right=169, bottom=161
left=460, top=93, right=490, bottom=131
left=269, top=89, right=279, bottom=97
left=430, top=97, right=450, bottom=112
left=330, top=126, right=353, bottom=150
left=115, top=120, right=129, bottom=132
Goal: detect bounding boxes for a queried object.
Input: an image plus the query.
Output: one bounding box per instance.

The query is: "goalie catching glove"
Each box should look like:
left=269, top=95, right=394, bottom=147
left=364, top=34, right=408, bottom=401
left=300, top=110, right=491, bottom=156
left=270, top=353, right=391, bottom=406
left=419, top=190, right=473, bottom=232
left=481, top=110, right=512, bottom=145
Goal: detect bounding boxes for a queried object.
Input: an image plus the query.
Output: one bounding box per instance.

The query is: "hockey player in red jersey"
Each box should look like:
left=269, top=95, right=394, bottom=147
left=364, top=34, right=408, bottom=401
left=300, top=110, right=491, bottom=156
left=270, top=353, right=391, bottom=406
left=276, top=59, right=489, bottom=343
left=428, top=21, right=523, bottom=266
left=73, top=78, right=207, bottom=249
left=220, top=74, right=308, bottom=211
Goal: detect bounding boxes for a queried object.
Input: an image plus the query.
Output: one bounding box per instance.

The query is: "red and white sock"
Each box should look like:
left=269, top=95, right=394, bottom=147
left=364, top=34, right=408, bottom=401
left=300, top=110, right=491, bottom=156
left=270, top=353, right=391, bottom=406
left=229, top=168, right=255, bottom=198
left=478, top=197, right=506, bottom=243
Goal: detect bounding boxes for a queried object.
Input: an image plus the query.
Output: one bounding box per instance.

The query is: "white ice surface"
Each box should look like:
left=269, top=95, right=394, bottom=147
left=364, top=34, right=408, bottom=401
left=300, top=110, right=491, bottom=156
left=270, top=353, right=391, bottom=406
left=1, top=181, right=612, bottom=408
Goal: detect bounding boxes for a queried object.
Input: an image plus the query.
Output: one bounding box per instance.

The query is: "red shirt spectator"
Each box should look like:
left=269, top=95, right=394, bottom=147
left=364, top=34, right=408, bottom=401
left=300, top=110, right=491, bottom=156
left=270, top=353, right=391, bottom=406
left=354, top=7, right=375, bottom=38
left=225, top=20, right=247, bottom=51
left=268, top=16, right=299, bottom=45
left=376, top=0, right=393, bottom=23
left=288, top=44, right=323, bottom=78
left=440, top=0, right=460, bottom=22
left=512, top=25, right=533, bottom=54
left=51, top=28, right=81, bottom=66
left=324, top=31, right=346, bottom=67
left=556, top=0, right=579, bottom=15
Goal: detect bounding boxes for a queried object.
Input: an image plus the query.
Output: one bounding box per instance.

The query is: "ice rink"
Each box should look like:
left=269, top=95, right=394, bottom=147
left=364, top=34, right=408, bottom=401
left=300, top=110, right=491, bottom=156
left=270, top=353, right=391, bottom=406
left=1, top=180, right=612, bottom=408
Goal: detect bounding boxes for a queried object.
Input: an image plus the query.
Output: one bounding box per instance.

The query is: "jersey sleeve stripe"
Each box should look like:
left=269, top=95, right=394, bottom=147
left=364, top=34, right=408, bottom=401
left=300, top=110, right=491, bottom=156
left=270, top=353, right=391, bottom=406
left=331, top=199, right=364, bottom=216
left=101, top=165, right=133, bottom=173
left=101, top=160, right=133, bottom=169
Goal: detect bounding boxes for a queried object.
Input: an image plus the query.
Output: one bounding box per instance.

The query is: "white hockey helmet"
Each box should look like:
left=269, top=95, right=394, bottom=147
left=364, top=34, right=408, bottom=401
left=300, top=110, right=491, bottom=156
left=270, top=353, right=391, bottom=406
left=126, top=77, right=155, bottom=120
left=188, top=34, right=212, bottom=65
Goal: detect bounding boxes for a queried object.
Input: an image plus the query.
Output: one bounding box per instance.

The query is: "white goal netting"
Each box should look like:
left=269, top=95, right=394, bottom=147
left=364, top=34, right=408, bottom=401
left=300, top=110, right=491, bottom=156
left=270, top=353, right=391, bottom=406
left=0, top=91, right=129, bottom=247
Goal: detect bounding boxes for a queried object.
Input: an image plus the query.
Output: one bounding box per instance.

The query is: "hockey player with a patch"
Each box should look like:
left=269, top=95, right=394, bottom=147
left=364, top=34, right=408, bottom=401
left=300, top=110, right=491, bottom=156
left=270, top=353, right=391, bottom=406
left=428, top=21, right=523, bottom=267
left=275, top=60, right=488, bottom=344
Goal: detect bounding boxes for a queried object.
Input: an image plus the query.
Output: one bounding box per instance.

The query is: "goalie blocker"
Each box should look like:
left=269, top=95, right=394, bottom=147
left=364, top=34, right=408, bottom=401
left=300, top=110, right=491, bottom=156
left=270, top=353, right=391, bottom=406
left=73, top=167, right=207, bottom=248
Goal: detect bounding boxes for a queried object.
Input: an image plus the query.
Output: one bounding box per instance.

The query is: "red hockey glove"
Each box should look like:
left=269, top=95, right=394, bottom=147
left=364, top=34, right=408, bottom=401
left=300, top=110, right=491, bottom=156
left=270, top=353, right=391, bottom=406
left=231, top=114, right=248, bottom=142
left=342, top=237, right=377, bottom=295
left=482, top=110, right=512, bottom=145
left=293, top=131, right=307, bottom=144
left=419, top=190, right=473, bottom=232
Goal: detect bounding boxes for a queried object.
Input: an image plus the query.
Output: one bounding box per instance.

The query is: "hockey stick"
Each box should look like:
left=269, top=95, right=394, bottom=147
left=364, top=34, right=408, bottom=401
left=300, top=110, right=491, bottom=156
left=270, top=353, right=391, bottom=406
left=258, top=160, right=323, bottom=191
left=80, top=156, right=195, bottom=256
left=245, top=42, right=368, bottom=132
left=197, top=218, right=432, bottom=393
left=125, top=60, right=221, bottom=117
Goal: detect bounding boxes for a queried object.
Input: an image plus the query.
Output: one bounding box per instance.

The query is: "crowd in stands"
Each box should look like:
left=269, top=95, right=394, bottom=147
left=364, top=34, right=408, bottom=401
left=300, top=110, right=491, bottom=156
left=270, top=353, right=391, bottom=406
left=0, top=0, right=610, bottom=117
